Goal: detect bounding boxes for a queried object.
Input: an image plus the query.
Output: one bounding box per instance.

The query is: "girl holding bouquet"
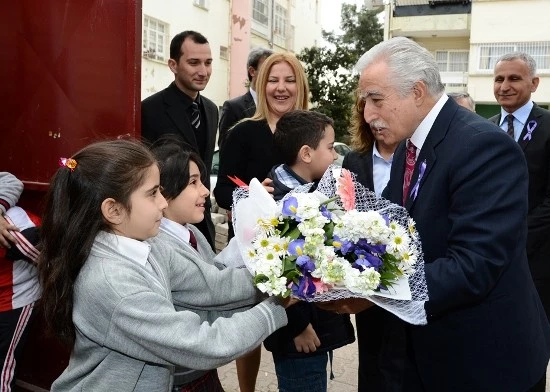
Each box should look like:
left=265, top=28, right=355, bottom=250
left=150, top=136, right=277, bottom=391
left=38, top=139, right=291, bottom=392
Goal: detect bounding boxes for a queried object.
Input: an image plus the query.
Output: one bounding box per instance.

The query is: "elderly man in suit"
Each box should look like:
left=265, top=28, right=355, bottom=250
left=327, top=37, right=550, bottom=392
left=489, top=52, right=550, bottom=322
left=342, top=96, right=401, bottom=392
left=218, top=47, right=273, bottom=148
left=141, top=30, right=218, bottom=250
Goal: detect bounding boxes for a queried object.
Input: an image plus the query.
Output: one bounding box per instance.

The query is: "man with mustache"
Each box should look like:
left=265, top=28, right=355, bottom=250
left=142, top=30, right=217, bottom=251
left=324, top=37, right=550, bottom=392
left=342, top=95, right=401, bottom=391
left=489, top=52, right=550, bottom=326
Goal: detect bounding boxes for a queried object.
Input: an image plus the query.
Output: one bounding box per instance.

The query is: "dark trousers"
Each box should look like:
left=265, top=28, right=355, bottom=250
left=357, top=307, right=408, bottom=392
left=1, top=303, right=35, bottom=391
left=533, top=278, right=550, bottom=322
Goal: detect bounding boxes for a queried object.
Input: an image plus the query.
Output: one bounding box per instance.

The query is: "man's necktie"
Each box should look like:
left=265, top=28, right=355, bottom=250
left=189, top=230, right=198, bottom=251
left=506, top=113, right=515, bottom=139
left=403, top=140, right=417, bottom=206
left=191, top=101, right=200, bottom=129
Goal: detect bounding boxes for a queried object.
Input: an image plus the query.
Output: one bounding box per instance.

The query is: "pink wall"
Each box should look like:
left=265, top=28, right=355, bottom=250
left=229, top=0, right=252, bottom=98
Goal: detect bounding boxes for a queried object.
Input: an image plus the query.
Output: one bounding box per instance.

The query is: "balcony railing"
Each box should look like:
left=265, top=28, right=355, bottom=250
left=393, top=0, right=471, bottom=5
left=392, top=0, right=471, bottom=16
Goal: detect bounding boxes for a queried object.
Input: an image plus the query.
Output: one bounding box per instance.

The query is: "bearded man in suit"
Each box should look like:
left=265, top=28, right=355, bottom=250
left=141, top=30, right=217, bottom=250
left=489, top=52, right=550, bottom=322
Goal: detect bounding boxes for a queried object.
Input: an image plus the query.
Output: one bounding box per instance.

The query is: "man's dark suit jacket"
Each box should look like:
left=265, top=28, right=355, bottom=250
left=344, top=148, right=406, bottom=392
left=382, top=99, right=550, bottom=391
left=489, top=105, right=550, bottom=281
left=141, top=83, right=218, bottom=249
left=218, top=91, right=255, bottom=148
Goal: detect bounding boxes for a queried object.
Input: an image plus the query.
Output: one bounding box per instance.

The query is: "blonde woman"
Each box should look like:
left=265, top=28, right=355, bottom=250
left=213, top=52, right=309, bottom=392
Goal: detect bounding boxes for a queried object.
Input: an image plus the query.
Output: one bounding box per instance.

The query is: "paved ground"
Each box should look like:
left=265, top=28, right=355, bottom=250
left=218, top=315, right=550, bottom=391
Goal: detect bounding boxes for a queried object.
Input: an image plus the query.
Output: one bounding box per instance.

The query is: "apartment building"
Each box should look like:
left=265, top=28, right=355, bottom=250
left=141, top=0, right=323, bottom=108
left=381, top=0, right=550, bottom=117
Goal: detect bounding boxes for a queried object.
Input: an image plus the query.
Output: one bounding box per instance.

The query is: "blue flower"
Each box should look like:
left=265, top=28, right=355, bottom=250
left=353, top=253, right=383, bottom=270
left=356, top=238, right=386, bottom=255
left=320, top=205, right=332, bottom=220
left=296, top=255, right=315, bottom=273
left=282, top=197, right=300, bottom=221
left=288, top=239, right=305, bottom=256
left=291, top=275, right=316, bottom=298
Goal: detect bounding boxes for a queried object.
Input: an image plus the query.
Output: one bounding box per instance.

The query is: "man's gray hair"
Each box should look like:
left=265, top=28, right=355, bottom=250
left=354, top=37, right=445, bottom=98
left=448, top=92, right=475, bottom=111
left=495, top=52, right=537, bottom=77
left=247, top=47, right=274, bottom=70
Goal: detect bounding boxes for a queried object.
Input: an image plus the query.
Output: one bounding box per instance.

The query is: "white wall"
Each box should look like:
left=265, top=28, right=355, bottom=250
left=141, top=0, right=324, bottom=107
left=141, top=0, right=231, bottom=107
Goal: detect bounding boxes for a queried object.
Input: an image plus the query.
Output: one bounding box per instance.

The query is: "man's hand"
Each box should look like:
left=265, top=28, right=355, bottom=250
left=316, top=298, right=375, bottom=314
left=261, top=178, right=274, bottom=196
left=0, top=215, right=18, bottom=248
left=293, top=323, right=321, bottom=353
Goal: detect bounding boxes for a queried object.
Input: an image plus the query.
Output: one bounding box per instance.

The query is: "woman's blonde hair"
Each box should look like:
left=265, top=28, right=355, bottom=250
left=251, top=52, right=309, bottom=122
left=349, top=88, right=375, bottom=153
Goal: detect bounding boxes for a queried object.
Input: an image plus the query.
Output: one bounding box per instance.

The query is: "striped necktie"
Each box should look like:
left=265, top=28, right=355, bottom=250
left=403, top=140, right=417, bottom=206
left=506, top=113, right=515, bottom=139
left=191, top=101, right=200, bottom=129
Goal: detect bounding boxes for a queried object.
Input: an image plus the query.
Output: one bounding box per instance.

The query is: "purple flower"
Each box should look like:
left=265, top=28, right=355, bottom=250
left=333, top=235, right=355, bottom=255
left=296, top=255, right=316, bottom=273
left=282, top=196, right=300, bottom=221
left=320, top=205, right=332, bottom=220
left=291, top=275, right=315, bottom=298
left=353, top=253, right=383, bottom=270
left=288, top=239, right=305, bottom=256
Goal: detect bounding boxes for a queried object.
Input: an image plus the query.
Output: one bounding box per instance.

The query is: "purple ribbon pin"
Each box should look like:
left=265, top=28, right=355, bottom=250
left=410, top=160, right=427, bottom=201
left=523, top=120, right=537, bottom=141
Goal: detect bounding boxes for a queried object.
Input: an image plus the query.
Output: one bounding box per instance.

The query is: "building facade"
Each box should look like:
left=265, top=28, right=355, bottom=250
left=141, top=0, right=323, bottom=108
left=382, top=0, right=550, bottom=117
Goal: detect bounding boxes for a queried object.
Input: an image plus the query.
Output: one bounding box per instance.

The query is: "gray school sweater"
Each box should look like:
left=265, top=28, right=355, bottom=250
left=51, top=232, right=287, bottom=392
left=153, top=224, right=265, bottom=385
left=0, top=172, right=23, bottom=213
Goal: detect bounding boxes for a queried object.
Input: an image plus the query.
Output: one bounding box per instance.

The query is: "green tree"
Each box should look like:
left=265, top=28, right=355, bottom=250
left=298, top=3, right=383, bottom=141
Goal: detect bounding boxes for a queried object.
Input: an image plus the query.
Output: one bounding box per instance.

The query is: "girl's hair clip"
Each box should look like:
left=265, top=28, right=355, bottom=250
left=59, top=157, right=78, bottom=171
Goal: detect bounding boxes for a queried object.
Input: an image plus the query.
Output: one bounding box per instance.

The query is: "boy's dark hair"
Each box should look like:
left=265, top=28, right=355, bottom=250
left=273, top=110, right=334, bottom=165
left=150, top=135, right=207, bottom=200
left=39, top=138, right=156, bottom=345
left=170, top=30, right=209, bottom=62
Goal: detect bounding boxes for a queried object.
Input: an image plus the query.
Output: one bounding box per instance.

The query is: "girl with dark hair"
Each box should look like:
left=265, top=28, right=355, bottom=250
left=151, top=138, right=266, bottom=391
left=38, top=139, right=290, bottom=392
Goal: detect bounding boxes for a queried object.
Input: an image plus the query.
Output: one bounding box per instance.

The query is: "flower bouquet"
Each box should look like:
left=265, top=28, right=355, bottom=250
left=232, top=166, right=428, bottom=325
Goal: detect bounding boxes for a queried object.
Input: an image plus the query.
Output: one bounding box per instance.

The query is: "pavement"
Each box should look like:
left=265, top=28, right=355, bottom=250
left=218, top=315, right=550, bottom=392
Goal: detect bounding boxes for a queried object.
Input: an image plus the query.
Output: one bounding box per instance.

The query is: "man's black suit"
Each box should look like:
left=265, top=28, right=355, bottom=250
left=343, top=148, right=407, bottom=392
left=141, top=82, right=218, bottom=249
left=489, top=104, right=550, bottom=317
left=382, top=99, right=550, bottom=391
left=218, top=91, right=255, bottom=148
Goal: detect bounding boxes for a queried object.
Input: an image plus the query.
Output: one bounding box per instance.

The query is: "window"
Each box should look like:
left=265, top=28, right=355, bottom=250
left=435, top=51, right=469, bottom=72
left=274, top=3, right=288, bottom=38
left=193, top=0, right=209, bottom=9
left=475, top=42, right=550, bottom=71
left=220, top=46, right=229, bottom=60
left=142, top=16, right=168, bottom=62
left=253, top=0, right=269, bottom=26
